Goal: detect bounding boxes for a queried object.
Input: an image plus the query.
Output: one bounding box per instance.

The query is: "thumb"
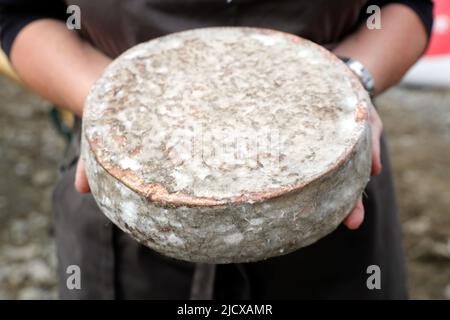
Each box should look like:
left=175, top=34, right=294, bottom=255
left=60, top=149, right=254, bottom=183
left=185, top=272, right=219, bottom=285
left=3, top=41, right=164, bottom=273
left=343, top=196, right=365, bottom=230
left=75, top=157, right=91, bottom=193
left=370, top=107, right=383, bottom=176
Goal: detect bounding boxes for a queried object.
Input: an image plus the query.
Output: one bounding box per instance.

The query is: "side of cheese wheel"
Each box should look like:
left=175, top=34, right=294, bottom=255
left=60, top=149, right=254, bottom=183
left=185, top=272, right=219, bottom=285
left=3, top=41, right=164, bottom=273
left=82, top=27, right=372, bottom=263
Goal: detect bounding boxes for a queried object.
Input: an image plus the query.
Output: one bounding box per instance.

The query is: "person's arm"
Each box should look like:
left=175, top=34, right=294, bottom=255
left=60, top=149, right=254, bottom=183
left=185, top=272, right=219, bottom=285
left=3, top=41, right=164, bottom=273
left=9, top=19, right=111, bottom=193
left=9, top=19, right=111, bottom=116
left=334, top=2, right=432, bottom=229
left=333, top=3, right=429, bottom=96
left=1, top=2, right=111, bottom=192
left=0, top=0, right=111, bottom=115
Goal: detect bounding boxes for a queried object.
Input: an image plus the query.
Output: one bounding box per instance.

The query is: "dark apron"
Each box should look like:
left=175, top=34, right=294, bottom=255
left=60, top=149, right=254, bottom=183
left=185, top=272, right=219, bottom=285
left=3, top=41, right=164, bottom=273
left=54, top=0, right=407, bottom=299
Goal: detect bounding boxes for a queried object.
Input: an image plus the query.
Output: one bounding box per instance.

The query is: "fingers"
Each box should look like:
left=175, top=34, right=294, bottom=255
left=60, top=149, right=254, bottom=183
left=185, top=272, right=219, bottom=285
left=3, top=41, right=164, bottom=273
left=343, top=106, right=380, bottom=230
left=75, top=157, right=91, bottom=193
left=343, top=196, right=365, bottom=230
left=370, top=106, right=383, bottom=176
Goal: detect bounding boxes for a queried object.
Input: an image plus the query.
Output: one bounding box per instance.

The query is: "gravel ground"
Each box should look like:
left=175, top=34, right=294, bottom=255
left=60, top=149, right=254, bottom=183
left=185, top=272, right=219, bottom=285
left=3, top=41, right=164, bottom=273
left=0, top=75, right=449, bottom=299
left=377, top=87, right=450, bottom=299
left=0, top=76, right=64, bottom=299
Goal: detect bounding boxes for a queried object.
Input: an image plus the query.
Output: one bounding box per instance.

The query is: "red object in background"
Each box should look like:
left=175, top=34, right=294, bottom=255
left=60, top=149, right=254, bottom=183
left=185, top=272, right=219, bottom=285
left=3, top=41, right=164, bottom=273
left=402, top=0, right=450, bottom=86
left=426, top=0, right=450, bottom=56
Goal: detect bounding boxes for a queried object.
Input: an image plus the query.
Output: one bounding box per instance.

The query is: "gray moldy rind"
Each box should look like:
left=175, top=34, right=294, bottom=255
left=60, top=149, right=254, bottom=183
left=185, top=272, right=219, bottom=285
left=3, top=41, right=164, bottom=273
left=82, top=27, right=372, bottom=263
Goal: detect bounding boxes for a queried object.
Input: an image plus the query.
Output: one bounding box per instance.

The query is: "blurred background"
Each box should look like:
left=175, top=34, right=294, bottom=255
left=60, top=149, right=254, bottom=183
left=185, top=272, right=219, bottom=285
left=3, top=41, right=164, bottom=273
left=0, top=71, right=449, bottom=300
left=0, top=0, right=449, bottom=299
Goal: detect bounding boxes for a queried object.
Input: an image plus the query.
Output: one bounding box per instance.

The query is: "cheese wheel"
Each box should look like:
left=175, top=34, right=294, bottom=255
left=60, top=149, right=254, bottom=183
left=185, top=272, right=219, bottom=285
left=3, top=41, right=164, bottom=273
left=82, top=27, right=372, bottom=263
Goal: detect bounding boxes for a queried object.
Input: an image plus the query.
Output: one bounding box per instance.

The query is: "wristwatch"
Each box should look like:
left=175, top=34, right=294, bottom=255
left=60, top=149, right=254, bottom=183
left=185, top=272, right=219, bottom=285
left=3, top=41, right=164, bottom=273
left=340, top=57, right=375, bottom=98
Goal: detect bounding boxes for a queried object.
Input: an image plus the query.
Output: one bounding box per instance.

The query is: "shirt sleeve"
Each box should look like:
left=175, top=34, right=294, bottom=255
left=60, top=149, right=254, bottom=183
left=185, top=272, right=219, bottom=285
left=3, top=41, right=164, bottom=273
left=364, top=0, right=434, bottom=39
left=0, top=0, right=67, bottom=57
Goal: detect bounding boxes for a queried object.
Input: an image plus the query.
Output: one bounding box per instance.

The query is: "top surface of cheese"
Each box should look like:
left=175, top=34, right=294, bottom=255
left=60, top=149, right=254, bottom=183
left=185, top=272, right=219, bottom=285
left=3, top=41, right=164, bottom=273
left=83, top=27, right=370, bottom=203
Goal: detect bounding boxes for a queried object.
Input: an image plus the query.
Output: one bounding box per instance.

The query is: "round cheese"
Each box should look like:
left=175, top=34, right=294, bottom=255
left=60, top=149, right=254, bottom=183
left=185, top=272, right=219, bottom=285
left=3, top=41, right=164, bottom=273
left=82, top=27, right=372, bottom=263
